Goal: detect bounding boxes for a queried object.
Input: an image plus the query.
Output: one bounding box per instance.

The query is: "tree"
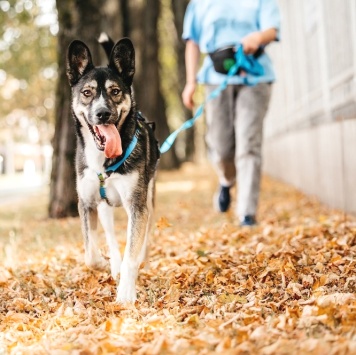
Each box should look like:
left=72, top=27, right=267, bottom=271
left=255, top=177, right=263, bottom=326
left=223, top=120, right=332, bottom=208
left=142, top=0, right=180, bottom=169
left=170, top=0, right=194, bottom=161
left=48, top=0, right=77, bottom=218
left=0, top=1, right=56, bottom=137
left=112, top=0, right=180, bottom=169
left=48, top=0, right=105, bottom=218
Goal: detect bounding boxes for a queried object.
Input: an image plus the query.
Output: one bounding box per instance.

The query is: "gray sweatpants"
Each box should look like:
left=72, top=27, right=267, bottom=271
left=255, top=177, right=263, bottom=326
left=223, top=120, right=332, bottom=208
left=205, top=83, right=272, bottom=219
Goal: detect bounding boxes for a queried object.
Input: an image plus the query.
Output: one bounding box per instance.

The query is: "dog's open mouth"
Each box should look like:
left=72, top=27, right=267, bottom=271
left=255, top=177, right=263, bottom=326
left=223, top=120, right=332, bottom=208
left=89, top=123, right=123, bottom=159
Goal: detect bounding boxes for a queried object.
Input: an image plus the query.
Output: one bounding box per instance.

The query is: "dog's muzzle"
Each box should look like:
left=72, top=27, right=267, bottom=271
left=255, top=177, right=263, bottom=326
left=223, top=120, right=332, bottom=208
left=87, top=119, right=123, bottom=158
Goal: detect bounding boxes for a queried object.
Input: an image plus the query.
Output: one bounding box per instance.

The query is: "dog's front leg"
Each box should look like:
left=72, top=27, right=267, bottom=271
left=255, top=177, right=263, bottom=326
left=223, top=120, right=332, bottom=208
left=116, top=205, right=149, bottom=303
left=78, top=199, right=107, bottom=271
left=97, top=201, right=122, bottom=279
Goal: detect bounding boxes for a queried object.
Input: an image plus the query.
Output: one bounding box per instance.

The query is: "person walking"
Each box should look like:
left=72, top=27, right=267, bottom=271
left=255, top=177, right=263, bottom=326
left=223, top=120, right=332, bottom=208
left=182, top=0, right=281, bottom=226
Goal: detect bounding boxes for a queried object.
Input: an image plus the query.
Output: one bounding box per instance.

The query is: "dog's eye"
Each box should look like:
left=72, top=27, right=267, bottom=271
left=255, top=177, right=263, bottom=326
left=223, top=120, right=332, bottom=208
left=82, top=90, right=92, bottom=97
left=112, top=89, right=121, bottom=96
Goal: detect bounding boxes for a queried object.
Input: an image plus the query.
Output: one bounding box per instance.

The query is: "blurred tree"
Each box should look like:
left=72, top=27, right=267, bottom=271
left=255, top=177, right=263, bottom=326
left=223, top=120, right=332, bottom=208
left=48, top=0, right=78, bottom=218
left=140, top=0, right=180, bottom=169
left=170, top=0, right=194, bottom=161
left=0, top=0, right=57, bottom=125
left=105, top=0, right=180, bottom=169
left=48, top=0, right=105, bottom=218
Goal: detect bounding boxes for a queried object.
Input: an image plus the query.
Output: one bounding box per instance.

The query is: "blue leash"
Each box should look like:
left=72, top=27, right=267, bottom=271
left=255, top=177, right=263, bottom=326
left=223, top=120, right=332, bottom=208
left=160, top=45, right=264, bottom=154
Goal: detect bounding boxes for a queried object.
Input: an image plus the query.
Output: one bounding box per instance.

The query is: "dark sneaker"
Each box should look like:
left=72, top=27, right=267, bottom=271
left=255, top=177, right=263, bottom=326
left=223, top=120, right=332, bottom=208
left=214, top=186, right=231, bottom=212
left=240, top=215, right=256, bottom=226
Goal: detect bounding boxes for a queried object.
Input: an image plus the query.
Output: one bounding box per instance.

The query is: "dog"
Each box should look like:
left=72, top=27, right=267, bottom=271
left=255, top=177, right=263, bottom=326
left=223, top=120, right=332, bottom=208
left=66, top=37, right=160, bottom=303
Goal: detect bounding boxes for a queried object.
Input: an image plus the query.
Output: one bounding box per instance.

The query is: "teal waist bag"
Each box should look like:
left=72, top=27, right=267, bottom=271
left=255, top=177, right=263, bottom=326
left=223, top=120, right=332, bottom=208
left=209, top=45, right=265, bottom=76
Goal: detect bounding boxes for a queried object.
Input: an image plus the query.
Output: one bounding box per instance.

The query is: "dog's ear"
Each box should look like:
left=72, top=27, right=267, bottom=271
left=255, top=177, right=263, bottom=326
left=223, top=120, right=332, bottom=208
left=66, top=40, right=94, bottom=86
left=109, top=38, right=135, bottom=86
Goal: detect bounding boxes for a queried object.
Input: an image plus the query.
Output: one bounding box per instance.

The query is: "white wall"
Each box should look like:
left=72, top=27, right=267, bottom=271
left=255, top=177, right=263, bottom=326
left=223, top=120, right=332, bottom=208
left=263, top=0, right=356, bottom=214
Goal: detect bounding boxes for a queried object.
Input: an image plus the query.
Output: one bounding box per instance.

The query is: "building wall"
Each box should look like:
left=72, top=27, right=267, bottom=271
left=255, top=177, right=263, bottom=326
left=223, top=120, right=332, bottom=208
left=263, top=0, right=356, bottom=214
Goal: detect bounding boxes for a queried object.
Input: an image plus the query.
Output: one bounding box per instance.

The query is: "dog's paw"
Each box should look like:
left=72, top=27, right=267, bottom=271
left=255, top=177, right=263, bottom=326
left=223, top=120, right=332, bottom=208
left=108, top=248, right=122, bottom=279
left=116, top=282, right=137, bottom=303
left=110, top=258, right=121, bottom=279
left=85, top=253, right=108, bottom=271
left=115, top=291, right=137, bottom=304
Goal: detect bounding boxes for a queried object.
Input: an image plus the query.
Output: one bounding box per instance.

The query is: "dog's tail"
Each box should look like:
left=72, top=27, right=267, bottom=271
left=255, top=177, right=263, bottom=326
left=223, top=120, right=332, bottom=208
left=98, top=32, right=114, bottom=60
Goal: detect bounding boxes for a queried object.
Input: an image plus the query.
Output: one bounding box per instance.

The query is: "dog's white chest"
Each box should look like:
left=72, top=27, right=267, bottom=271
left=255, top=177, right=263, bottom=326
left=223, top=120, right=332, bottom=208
left=77, top=168, right=139, bottom=207
left=104, top=171, right=139, bottom=206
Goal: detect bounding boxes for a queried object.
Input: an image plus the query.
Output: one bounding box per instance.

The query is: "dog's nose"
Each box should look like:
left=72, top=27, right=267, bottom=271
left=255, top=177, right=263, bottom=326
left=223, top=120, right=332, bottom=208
left=95, top=109, right=111, bottom=122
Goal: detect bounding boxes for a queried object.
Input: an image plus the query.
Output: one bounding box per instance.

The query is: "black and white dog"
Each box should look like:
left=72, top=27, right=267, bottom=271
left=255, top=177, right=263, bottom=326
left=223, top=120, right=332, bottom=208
left=66, top=38, right=160, bottom=303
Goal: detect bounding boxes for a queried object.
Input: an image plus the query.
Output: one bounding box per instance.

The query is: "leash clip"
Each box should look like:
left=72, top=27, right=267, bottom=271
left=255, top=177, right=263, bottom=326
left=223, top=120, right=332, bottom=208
left=97, top=172, right=108, bottom=199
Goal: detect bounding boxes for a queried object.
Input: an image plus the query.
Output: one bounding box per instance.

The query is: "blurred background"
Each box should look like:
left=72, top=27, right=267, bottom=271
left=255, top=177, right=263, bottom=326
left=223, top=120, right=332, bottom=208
left=0, top=0, right=355, bottom=217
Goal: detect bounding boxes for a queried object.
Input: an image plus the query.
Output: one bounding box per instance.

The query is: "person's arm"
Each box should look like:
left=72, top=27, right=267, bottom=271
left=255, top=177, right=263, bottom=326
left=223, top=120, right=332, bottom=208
left=182, top=40, right=200, bottom=110
left=241, top=28, right=278, bottom=55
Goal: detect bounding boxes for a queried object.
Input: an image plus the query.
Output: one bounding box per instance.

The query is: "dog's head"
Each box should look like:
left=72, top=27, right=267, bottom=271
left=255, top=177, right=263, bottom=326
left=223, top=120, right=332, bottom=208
left=66, top=38, right=135, bottom=159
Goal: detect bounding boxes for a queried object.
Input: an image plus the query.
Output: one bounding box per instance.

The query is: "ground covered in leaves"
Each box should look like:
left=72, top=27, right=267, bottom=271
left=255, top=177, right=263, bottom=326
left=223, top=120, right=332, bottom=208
left=0, top=163, right=355, bottom=354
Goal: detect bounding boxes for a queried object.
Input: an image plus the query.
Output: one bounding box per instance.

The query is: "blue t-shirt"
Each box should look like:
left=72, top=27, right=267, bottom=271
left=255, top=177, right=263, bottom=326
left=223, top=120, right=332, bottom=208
left=182, top=0, right=281, bottom=85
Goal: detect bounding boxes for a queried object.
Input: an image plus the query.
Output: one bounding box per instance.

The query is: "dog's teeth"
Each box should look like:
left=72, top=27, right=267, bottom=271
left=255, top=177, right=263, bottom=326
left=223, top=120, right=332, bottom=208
left=94, top=126, right=101, bottom=136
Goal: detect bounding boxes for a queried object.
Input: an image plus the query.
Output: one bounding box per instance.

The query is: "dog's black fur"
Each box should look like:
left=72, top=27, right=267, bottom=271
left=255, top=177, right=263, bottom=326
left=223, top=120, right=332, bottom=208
left=66, top=37, right=159, bottom=303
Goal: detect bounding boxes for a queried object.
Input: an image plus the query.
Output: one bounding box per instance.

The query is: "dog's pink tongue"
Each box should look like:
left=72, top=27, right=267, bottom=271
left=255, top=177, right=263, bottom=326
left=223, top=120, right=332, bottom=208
left=97, top=124, right=122, bottom=158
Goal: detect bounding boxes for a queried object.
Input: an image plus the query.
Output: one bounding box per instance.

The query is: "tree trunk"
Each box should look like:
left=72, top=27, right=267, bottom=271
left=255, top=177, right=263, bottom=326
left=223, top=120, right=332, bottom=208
left=76, top=0, right=106, bottom=64
left=171, top=0, right=195, bottom=161
left=101, top=0, right=124, bottom=50
left=48, top=0, right=77, bottom=218
left=143, top=0, right=180, bottom=169
left=126, top=0, right=180, bottom=169
left=120, top=0, right=130, bottom=37
left=49, top=0, right=104, bottom=218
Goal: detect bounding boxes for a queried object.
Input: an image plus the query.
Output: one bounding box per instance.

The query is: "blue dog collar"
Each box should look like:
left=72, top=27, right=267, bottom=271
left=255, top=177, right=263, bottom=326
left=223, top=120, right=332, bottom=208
left=105, top=129, right=139, bottom=174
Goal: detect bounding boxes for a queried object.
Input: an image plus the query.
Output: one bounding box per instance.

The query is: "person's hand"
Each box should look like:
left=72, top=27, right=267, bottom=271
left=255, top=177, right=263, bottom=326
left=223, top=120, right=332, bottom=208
left=241, top=31, right=263, bottom=55
left=182, top=82, right=196, bottom=110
